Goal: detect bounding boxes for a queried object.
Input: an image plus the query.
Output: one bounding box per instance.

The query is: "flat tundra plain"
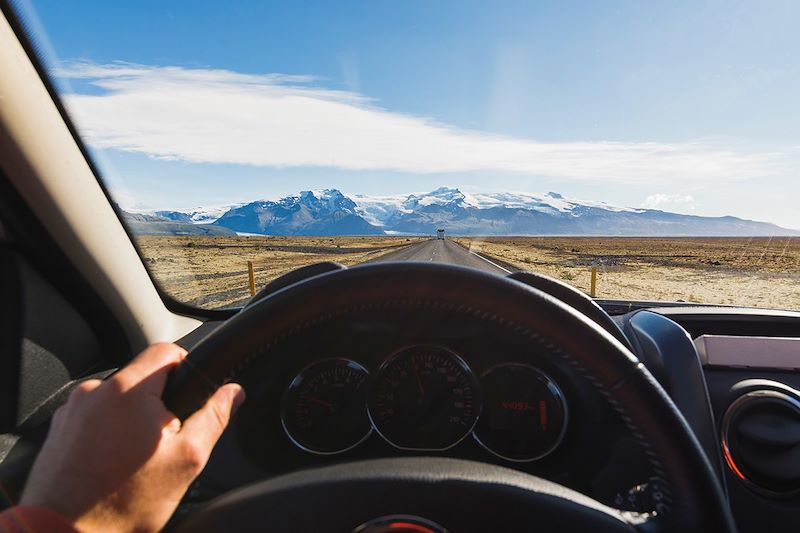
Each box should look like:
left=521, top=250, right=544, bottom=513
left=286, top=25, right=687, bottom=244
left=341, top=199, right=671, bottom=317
left=137, top=236, right=425, bottom=308
left=138, top=236, right=800, bottom=311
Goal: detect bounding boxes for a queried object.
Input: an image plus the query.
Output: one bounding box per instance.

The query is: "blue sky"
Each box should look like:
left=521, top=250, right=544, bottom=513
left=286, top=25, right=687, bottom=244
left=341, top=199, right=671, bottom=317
left=19, top=0, right=800, bottom=228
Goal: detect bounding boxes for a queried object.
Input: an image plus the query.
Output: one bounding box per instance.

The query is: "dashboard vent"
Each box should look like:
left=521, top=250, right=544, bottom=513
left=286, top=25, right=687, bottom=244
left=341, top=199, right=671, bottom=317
left=721, top=388, right=800, bottom=497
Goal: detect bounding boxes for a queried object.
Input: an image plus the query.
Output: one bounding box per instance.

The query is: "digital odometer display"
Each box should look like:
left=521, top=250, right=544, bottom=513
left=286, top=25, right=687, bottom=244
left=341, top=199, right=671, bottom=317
left=281, top=359, right=371, bottom=454
left=369, top=345, right=480, bottom=450
left=473, top=364, right=567, bottom=461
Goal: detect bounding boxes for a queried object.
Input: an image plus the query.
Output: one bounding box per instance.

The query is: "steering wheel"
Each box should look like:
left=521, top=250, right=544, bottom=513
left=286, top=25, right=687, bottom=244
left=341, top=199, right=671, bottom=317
left=163, top=263, right=734, bottom=532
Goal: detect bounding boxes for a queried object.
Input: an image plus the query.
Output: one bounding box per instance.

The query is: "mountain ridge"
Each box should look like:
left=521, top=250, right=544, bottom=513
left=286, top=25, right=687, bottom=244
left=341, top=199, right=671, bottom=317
left=130, top=187, right=798, bottom=237
left=121, top=210, right=236, bottom=236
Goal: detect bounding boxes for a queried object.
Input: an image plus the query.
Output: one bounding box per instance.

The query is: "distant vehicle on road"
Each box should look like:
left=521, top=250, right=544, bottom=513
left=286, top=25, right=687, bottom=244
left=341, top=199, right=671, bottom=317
left=436, top=228, right=445, bottom=240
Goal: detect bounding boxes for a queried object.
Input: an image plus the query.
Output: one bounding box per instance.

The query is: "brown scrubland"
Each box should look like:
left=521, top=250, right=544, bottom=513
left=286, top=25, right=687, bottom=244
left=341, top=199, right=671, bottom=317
left=137, top=236, right=423, bottom=308
left=453, top=236, right=800, bottom=310
left=137, top=235, right=800, bottom=311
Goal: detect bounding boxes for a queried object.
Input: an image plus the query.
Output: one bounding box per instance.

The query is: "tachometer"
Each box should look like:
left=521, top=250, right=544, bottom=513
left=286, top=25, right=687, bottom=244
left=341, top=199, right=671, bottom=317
left=368, top=345, right=480, bottom=451
left=281, top=359, right=371, bottom=455
left=473, top=363, right=567, bottom=461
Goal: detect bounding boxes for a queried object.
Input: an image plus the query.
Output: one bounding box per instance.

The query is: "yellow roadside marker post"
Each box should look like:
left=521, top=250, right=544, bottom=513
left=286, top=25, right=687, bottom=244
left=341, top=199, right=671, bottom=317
left=247, top=260, right=256, bottom=296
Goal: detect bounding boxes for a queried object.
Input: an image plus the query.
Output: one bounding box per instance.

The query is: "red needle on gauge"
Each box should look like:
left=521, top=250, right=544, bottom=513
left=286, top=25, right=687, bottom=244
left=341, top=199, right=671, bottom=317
left=412, top=361, right=425, bottom=397
left=303, top=396, right=334, bottom=412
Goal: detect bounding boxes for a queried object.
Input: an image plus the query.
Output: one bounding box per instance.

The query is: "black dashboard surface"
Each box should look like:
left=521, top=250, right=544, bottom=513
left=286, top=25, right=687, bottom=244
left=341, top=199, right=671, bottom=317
left=175, top=303, right=800, bottom=533
left=207, top=311, right=651, bottom=508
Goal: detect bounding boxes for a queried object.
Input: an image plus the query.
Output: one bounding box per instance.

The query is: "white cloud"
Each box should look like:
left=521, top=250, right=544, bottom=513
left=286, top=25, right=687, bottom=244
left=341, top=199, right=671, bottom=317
left=643, top=193, right=696, bottom=208
left=58, top=61, right=789, bottom=182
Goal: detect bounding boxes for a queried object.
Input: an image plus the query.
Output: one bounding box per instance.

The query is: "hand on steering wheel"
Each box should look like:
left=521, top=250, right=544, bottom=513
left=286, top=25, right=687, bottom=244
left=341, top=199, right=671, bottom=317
left=20, top=343, right=244, bottom=532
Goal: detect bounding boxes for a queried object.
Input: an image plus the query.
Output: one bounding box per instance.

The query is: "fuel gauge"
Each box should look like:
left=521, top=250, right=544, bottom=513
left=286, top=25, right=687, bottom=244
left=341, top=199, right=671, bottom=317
left=473, top=363, right=567, bottom=462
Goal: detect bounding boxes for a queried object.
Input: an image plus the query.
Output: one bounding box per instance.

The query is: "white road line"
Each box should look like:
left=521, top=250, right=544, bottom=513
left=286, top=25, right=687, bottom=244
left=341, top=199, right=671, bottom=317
left=468, top=249, right=512, bottom=274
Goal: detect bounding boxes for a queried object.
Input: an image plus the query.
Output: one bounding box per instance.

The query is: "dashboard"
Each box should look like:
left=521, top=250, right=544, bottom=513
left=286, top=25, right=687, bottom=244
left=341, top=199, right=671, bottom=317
left=184, top=303, right=663, bottom=516
left=166, top=301, right=800, bottom=533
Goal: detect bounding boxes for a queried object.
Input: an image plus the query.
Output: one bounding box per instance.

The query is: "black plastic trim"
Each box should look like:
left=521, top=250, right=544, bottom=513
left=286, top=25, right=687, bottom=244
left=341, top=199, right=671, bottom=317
left=0, top=173, right=131, bottom=363
left=627, top=311, right=727, bottom=486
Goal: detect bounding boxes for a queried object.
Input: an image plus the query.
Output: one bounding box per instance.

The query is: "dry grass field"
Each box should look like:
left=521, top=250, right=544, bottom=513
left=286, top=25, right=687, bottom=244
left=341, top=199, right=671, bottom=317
left=137, top=235, right=800, bottom=311
left=454, top=236, right=800, bottom=310
left=137, top=236, right=424, bottom=308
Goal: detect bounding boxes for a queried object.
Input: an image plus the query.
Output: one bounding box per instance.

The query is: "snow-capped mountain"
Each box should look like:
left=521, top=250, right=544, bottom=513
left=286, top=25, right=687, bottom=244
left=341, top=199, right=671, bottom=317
left=120, top=210, right=235, bottom=236
left=352, top=187, right=643, bottom=227
left=142, top=204, right=243, bottom=224
left=212, top=189, right=383, bottom=236
left=127, top=187, right=798, bottom=236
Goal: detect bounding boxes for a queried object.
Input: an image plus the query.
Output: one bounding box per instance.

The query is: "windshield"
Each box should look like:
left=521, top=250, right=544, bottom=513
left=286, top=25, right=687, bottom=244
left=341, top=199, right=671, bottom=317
left=15, top=1, right=800, bottom=310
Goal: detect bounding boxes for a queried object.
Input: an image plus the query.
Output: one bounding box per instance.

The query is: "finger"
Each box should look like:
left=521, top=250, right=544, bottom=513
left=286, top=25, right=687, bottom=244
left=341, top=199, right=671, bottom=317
left=178, top=383, right=245, bottom=462
left=49, top=380, right=102, bottom=434
left=60, top=379, right=103, bottom=412
left=69, top=379, right=103, bottom=400
left=113, top=343, right=188, bottom=394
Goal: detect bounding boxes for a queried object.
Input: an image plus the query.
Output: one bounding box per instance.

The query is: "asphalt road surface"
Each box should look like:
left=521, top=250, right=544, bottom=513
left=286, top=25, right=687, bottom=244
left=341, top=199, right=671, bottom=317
left=370, top=239, right=512, bottom=275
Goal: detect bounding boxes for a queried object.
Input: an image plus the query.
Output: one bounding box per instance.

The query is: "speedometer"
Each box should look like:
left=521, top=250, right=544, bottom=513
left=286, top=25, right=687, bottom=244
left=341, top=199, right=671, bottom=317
left=368, top=345, right=480, bottom=451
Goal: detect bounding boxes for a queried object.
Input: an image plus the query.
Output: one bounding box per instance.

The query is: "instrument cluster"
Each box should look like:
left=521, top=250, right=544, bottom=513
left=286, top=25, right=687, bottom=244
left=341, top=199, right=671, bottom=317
left=280, top=345, right=568, bottom=462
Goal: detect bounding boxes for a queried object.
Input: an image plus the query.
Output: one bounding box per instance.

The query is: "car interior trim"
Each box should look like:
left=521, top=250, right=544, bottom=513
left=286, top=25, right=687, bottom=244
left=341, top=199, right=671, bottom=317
left=695, top=335, right=800, bottom=370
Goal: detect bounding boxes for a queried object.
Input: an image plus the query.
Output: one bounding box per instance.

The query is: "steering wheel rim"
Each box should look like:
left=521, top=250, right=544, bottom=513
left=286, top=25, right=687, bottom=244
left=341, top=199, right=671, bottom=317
left=175, top=457, right=639, bottom=533
left=163, top=262, right=734, bottom=532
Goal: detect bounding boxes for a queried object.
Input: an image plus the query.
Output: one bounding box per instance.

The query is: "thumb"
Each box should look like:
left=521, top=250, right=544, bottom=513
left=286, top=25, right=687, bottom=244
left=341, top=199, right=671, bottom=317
left=179, top=383, right=245, bottom=458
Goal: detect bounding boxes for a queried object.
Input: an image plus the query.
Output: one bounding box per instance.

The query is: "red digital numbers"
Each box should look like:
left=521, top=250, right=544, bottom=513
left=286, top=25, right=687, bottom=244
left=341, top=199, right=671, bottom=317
left=501, top=401, right=534, bottom=411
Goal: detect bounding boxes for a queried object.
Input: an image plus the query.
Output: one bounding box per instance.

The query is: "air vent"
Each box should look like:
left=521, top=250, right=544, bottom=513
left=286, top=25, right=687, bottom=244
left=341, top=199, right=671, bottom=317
left=721, top=389, right=800, bottom=497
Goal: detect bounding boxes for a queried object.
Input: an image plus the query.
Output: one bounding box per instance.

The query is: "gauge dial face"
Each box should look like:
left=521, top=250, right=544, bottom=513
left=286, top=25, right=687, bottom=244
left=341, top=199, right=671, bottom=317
left=369, top=345, right=480, bottom=450
left=473, top=364, right=567, bottom=461
left=281, top=359, right=371, bottom=454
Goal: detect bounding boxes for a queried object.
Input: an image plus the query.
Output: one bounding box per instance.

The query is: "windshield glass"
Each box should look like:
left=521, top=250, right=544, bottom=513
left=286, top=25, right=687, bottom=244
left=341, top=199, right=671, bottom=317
left=16, top=1, right=800, bottom=310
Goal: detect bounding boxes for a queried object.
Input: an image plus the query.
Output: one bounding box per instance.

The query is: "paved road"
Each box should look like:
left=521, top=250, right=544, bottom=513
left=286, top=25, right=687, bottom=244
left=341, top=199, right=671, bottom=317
left=370, top=239, right=512, bottom=275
